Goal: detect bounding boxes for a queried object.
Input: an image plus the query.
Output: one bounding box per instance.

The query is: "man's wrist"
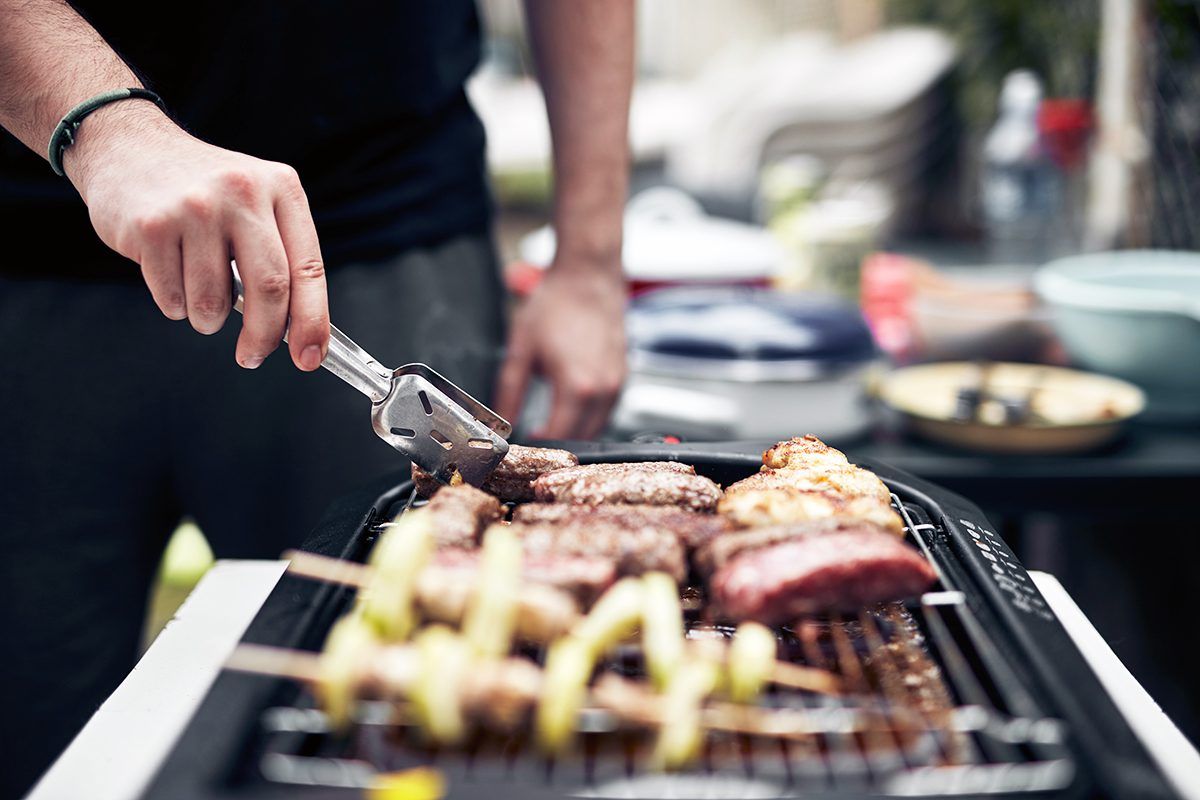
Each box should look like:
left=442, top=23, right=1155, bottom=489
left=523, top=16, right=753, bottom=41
left=62, top=99, right=177, bottom=193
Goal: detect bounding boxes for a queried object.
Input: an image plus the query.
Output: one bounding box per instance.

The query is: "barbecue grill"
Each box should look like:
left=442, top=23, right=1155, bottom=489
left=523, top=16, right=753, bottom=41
left=142, top=443, right=1180, bottom=799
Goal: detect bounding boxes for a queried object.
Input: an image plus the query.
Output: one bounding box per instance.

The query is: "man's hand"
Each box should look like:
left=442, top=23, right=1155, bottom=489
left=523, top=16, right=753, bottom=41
left=67, top=103, right=328, bottom=371
left=495, top=261, right=626, bottom=439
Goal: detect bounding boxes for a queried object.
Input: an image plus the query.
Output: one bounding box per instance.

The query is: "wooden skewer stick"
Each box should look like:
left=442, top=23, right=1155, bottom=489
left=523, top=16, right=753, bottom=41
left=770, top=659, right=842, bottom=695
left=283, top=549, right=369, bottom=587
left=226, top=643, right=323, bottom=683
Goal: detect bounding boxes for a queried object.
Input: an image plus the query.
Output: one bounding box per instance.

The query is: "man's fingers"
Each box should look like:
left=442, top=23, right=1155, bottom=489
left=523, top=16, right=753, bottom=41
left=138, top=236, right=187, bottom=320
left=181, top=225, right=231, bottom=335
left=536, top=379, right=590, bottom=440
left=273, top=172, right=328, bottom=372
left=577, top=390, right=619, bottom=440
left=230, top=216, right=291, bottom=369
left=494, top=332, right=535, bottom=424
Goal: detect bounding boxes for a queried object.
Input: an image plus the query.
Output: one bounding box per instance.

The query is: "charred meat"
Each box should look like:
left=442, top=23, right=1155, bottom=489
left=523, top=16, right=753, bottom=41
left=430, top=546, right=616, bottom=607
left=504, top=520, right=688, bottom=583
left=512, top=503, right=734, bottom=549
left=419, top=483, right=504, bottom=548
left=532, top=463, right=722, bottom=512
left=412, top=444, right=579, bottom=501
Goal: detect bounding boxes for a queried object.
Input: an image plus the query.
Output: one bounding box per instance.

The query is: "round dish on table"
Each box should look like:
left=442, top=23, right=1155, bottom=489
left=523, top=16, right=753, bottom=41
left=879, top=362, right=1145, bottom=454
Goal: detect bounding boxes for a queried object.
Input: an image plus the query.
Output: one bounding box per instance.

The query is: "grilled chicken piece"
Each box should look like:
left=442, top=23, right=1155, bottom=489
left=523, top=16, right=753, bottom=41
left=430, top=547, right=616, bottom=607
left=412, top=444, right=579, bottom=501
left=512, top=503, right=734, bottom=550
left=725, top=466, right=891, bottom=506
left=718, top=486, right=902, bottom=534
left=503, top=520, right=688, bottom=583
left=761, top=435, right=851, bottom=471
left=532, top=463, right=722, bottom=512
left=418, top=483, right=503, bottom=548
left=696, top=519, right=898, bottom=576
left=711, top=530, right=937, bottom=622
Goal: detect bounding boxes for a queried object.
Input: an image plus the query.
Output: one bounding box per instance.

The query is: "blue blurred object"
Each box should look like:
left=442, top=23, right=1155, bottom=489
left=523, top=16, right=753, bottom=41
left=1035, top=250, right=1200, bottom=419
left=613, top=287, right=878, bottom=441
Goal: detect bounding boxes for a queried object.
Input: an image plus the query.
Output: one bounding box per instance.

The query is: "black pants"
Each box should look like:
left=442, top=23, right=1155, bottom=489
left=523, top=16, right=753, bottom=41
left=0, top=234, right=504, bottom=798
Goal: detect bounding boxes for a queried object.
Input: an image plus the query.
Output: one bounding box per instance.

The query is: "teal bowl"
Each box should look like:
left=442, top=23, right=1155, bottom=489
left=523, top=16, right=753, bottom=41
left=1035, top=251, right=1200, bottom=420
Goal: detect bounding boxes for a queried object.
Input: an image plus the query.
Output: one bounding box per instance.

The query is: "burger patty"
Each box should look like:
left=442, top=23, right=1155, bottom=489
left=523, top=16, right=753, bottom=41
left=532, top=463, right=722, bottom=512
left=725, top=466, right=892, bottom=506
left=412, top=444, right=579, bottom=502
left=696, top=518, right=898, bottom=575
left=718, top=486, right=903, bottom=534
left=511, top=502, right=734, bottom=549
left=503, top=520, right=688, bottom=583
left=419, top=483, right=504, bottom=548
left=710, top=530, right=937, bottom=623
left=430, top=547, right=615, bottom=607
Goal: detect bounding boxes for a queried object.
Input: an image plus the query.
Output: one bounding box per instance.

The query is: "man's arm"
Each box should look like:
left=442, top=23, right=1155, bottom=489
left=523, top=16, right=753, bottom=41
left=0, top=0, right=329, bottom=371
left=494, top=0, right=634, bottom=439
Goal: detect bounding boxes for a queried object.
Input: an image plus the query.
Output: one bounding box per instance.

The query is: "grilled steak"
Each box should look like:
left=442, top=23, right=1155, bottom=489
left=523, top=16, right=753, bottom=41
left=711, top=530, right=937, bottom=622
left=503, top=520, right=688, bottom=583
left=430, top=547, right=615, bottom=606
left=512, top=503, right=734, bottom=549
left=412, top=444, right=579, bottom=501
left=696, top=518, right=897, bottom=575
left=532, top=463, right=722, bottom=512
left=417, top=483, right=504, bottom=548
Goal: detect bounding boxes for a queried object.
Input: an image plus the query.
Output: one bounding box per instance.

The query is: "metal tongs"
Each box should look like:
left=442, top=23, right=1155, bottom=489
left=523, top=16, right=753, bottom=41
left=232, top=269, right=510, bottom=487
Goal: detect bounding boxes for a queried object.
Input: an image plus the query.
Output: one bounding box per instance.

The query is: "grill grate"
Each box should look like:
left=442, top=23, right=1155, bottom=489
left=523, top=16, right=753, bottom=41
left=248, top=494, right=1076, bottom=798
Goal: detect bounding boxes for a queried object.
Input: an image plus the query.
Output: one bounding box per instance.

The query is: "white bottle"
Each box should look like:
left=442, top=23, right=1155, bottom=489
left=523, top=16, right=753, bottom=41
left=981, top=70, right=1059, bottom=263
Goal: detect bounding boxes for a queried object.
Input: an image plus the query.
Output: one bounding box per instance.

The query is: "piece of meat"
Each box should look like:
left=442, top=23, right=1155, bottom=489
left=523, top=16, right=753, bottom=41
left=718, top=486, right=903, bottom=535
left=762, top=435, right=851, bottom=471
left=430, top=547, right=616, bottom=607
left=532, top=463, right=721, bottom=512
left=711, top=531, right=937, bottom=622
left=726, top=466, right=891, bottom=505
left=417, top=483, right=503, bottom=548
left=512, top=503, right=734, bottom=549
left=696, top=518, right=898, bottom=575
left=503, top=520, right=688, bottom=583
left=411, top=444, right=579, bottom=501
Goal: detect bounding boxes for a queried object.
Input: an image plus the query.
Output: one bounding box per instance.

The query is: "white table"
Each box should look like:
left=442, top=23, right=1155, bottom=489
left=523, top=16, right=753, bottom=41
left=27, top=564, right=1200, bottom=800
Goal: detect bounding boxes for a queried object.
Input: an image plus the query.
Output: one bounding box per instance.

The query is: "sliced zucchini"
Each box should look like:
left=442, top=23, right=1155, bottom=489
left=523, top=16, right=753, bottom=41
left=651, top=659, right=721, bottom=771
left=728, top=622, right=777, bottom=704
left=572, top=577, right=644, bottom=656
left=361, top=508, right=435, bottom=640
left=462, top=526, right=522, bottom=659
left=410, top=626, right=470, bottom=745
left=641, top=572, right=685, bottom=690
left=535, top=636, right=594, bottom=753
left=317, top=614, right=380, bottom=730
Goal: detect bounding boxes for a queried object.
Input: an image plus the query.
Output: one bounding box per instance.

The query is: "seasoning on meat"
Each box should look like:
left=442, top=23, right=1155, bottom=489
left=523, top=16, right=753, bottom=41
left=532, top=463, right=721, bottom=512
left=419, top=483, right=503, bottom=548
left=710, top=530, right=937, bottom=622
left=718, top=486, right=903, bottom=534
left=512, top=503, right=734, bottom=549
left=412, top=444, right=579, bottom=501
left=429, top=546, right=616, bottom=607
left=504, top=520, right=688, bottom=583
left=696, top=518, right=897, bottom=576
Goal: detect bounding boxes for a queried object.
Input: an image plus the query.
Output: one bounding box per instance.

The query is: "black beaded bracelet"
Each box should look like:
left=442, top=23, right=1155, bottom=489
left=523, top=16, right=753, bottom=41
left=47, top=88, right=166, bottom=177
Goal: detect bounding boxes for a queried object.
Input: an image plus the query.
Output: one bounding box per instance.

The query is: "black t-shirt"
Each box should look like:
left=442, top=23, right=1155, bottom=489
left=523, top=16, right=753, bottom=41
left=0, top=0, right=490, bottom=280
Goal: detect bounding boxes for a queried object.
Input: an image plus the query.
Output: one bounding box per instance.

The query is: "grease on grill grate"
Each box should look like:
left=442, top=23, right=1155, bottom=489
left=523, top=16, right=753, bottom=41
left=253, top=497, right=1074, bottom=798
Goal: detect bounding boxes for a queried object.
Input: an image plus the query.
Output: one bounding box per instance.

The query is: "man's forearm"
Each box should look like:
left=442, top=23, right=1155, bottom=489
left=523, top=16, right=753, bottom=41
left=523, top=0, right=634, bottom=268
left=0, top=0, right=160, bottom=164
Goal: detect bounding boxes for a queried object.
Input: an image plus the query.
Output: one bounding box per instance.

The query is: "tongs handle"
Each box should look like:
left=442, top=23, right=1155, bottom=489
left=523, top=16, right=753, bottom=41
left=231, top=267, right=392, bottom=402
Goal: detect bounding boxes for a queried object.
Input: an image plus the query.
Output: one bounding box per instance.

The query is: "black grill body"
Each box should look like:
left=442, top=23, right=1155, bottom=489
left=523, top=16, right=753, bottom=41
left=142, top=444, right=1179, bottom=800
